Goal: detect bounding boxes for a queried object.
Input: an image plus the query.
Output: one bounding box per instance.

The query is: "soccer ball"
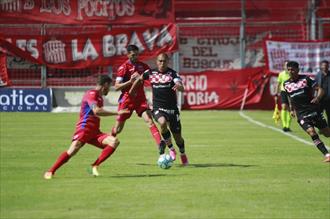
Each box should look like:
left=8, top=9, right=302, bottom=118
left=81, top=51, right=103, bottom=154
left=157, top=154, right=173, bottom=169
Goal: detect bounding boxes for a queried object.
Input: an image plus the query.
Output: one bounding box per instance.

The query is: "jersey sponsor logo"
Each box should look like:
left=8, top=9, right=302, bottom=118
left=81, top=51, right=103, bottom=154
left=150, top=73, right=173, bottom=84
left=284, top=79, right=307, bottom=93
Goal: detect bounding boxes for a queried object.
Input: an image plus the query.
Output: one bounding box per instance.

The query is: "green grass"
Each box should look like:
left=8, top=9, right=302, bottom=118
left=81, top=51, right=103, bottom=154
left=1, top=110, right=329, bottom=219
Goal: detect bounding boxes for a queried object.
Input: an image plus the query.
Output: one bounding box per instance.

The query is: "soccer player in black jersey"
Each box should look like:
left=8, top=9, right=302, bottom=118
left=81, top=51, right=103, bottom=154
left=283, top=61, right=330, bottom=162
left=130, top=53, right=189, bottom=165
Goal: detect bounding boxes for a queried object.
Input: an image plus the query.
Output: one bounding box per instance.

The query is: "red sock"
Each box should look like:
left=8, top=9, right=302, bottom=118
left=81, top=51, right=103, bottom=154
left=92, top=145, right=116, bottom=166
left=111, top=127, right=117, bottom=137
left=149, top=124, right=162, bottom=145
left=48, top=152, right=70, bottom=174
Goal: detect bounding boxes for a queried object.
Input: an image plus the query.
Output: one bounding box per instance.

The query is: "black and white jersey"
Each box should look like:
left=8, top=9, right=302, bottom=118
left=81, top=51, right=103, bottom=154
left=143, top=67, right=181, bottom=109
left=283, top=75, right=319, bottom=117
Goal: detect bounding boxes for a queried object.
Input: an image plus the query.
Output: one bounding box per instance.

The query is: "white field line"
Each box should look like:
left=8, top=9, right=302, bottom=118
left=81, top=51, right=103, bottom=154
left=239, top=111, right=330, bottom=149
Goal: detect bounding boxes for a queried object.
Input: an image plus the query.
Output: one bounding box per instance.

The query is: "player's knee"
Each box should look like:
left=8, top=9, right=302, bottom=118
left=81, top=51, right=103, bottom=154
left=113, top=137, right=120, bottom=148
left=306, top=129, right=317, bottom=136
left=159, top=122, right=167, bottom=131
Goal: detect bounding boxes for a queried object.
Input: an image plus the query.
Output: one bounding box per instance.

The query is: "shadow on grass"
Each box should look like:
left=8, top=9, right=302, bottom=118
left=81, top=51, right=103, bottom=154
left=136, top=163, right=256, bottom=168
left=110, top=174, right=171, bottom=178
left=188, top=163, right=256, bottom=168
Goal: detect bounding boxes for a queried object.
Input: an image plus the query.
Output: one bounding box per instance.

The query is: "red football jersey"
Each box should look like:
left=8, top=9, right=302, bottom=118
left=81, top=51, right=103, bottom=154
left=75, top=89, right=103, bottom=131
left=116, top=60, right=150, bottom=101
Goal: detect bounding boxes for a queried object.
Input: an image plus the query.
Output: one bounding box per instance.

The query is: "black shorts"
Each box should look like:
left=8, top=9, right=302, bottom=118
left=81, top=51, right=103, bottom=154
left=152, top=108, right=182, bottom=134
left=280, top=91, right=289, bottom=105
left=298, top=112, right=328, bottom=132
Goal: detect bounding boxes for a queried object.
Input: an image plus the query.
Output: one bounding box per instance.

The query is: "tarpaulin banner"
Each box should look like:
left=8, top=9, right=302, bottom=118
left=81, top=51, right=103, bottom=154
left=264, top=39, right=330, bottom=74
left=0, top=23, right=177, bottom=69
left=179, top=26, right=265, bottom=73
left=0, top=88, right=52, bottom=112
left=181, top=67, right=269, bottom=110
left=0, top=0, right=174, bottom=25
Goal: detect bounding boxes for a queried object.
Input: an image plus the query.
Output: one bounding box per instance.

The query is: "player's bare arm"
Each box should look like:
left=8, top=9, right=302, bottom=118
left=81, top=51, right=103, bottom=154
left=311, top=85, right=324, bottom=104
left=172, top=82, right=184, bottom=92
left=92, top=105, right=129, bottom=116
left=114, top=72, right=140, bottom=91
left=287, top=96, right=296, bottom=118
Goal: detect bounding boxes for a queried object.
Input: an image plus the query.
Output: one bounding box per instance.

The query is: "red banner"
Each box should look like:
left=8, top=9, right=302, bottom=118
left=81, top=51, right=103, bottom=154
left=181, top=67, right=269, bottom=109
left=0, top=23, right=177, bottom=69
left=0, top=0, right=174, bottom=25
left=0, top=52, right=11, bottom=87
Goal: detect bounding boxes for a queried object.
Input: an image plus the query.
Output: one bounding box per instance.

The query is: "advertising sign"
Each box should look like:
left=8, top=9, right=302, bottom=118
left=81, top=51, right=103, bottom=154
left=0, top=88, right=52, bottom=112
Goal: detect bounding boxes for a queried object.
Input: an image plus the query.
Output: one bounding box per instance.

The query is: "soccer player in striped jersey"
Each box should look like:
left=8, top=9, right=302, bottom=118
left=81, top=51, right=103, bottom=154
left=284, top=61, right=330, bottom=162
left=130, top=53, right=189, bottom=165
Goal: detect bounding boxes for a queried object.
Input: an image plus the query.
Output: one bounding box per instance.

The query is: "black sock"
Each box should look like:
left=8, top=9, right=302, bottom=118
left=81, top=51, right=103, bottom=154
left=177, top=140, right=185, bottom=154
left=159, top=140, right=166, bottom=155
left=311, top=135, right=329, bottom=155
left=162, top=130, right=173, bottom=149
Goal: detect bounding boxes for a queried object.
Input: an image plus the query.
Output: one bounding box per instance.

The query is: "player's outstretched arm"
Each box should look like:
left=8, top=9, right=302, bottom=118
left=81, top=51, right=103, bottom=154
left=92, top=106, right=129, bottom=117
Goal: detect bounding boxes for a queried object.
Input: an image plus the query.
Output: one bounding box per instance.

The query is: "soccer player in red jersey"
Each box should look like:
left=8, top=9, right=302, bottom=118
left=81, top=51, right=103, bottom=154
left=111, top=44, right=166, bottom=155
left=44, top=75, right=128, bottom=179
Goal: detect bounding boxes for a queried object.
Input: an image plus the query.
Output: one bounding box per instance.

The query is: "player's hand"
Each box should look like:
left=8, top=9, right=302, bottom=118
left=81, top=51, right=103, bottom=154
left=310, top=97, right=320, bottom=104
left=117, top=108, right=130, bottom=115
left=130, top=72, right=140, bottom=82
left=172, top=83, right=183, bottom=91
left=290, top=110, right=296, bottom=118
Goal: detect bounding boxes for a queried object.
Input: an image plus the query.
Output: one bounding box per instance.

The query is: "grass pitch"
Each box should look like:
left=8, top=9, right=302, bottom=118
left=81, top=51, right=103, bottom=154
left=1, top=110, right=329, bottom=219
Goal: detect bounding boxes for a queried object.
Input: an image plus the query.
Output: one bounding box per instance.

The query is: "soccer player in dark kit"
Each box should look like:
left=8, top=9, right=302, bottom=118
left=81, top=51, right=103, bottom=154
left=130, top=53, right=189, bottom=165
left=283, top=61, right=330, bottom=162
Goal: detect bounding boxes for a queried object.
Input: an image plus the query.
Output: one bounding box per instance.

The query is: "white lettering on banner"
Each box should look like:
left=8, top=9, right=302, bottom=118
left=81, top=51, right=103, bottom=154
left=157, top=26, right=173, bottom=47
left=103, top=35, right=116, bottom=57
left=23, top=0, right=34, bottom=10
left=266, top=40, right=330, bottom=74
left=72, top=38, right=99, bottom=61
left=0, top=90, right=48, bottom=106
left=0, top=0, right=21, bottom=12
left=103, top=26, right=172, bottom=57
left=182, top=75, right=207, bottom=91
left=130, top=32, right=144, bottom=52
left=181, top=75, right=219, bottom=106
left=5, top=25, right=175, bottom=66
left=143, top=29, right=159, bottom=50
left=40, top=0, right=71, bottom=15
left=185, top=91, right=219, bottom=105
left=77, top=0, right=135, bottom=21
left=1, top=105, right=48, bottom=111
left=16, top=39, right=39, bottom=59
